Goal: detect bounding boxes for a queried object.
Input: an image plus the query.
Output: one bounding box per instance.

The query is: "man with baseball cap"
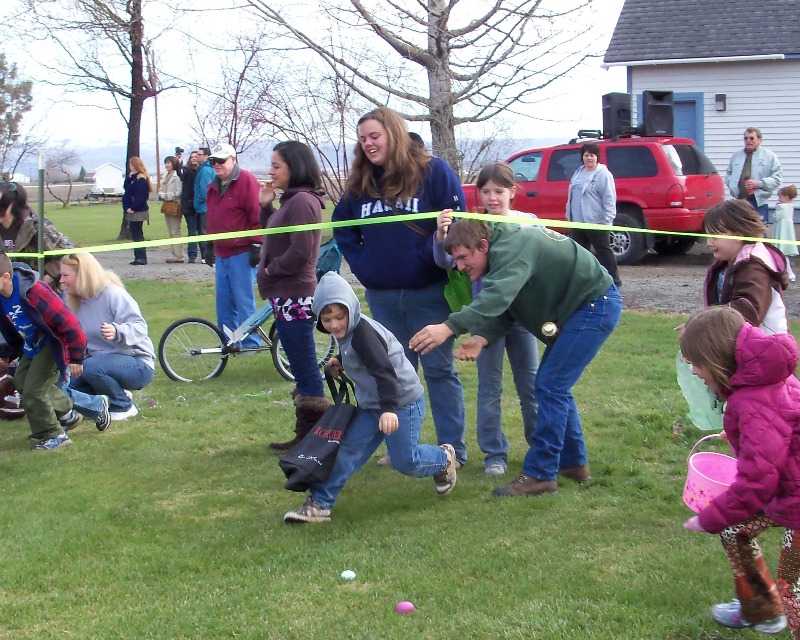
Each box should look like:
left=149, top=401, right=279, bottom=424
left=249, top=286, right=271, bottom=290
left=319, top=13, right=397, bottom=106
left=205, top=143, right=262, bottom=348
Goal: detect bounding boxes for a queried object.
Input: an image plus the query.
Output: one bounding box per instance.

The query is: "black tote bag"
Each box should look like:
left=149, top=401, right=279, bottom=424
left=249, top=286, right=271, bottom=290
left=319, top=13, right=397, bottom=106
left=279, top=371, right=357, bottom=492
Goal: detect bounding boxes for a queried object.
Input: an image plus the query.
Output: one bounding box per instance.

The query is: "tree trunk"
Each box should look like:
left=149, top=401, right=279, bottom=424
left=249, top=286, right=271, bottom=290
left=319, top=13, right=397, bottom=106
left=118, top=0, right=146, bottom=241
left=426, top=0, right=460, bottom=176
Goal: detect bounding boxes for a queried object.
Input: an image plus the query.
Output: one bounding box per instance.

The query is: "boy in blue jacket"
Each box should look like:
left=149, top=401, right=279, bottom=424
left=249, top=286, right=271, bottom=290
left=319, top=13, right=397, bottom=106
left=284, top=272, right=457, bottom=524
left=0, top=255, right=87, bottom=449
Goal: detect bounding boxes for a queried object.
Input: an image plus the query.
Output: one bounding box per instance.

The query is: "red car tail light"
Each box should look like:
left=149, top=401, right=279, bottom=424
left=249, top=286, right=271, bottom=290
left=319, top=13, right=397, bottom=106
left=667, top=183, right=684, bottom=207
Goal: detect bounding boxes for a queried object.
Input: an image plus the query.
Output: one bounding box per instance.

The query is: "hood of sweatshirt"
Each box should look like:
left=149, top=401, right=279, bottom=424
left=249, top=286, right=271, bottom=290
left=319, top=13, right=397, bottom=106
left=312, top=271, right=360, bottom=336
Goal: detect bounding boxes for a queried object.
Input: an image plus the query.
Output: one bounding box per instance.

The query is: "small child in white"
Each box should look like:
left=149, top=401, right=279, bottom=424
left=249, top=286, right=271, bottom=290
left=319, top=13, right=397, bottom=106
left=771, top=184, right=798, bottom=282
left=283, top=272, right=457, bottom=524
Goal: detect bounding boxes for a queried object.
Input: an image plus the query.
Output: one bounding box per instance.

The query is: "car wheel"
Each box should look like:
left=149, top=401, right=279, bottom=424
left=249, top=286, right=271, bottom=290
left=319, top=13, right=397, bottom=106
left=609, top=211, right=646, bottom=265
left=654, top=236, right=696, bottom=256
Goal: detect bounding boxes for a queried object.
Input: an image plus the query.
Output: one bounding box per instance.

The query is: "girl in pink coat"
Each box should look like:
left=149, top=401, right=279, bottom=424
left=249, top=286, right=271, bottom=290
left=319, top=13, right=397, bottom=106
left=680, top=305, right=800, bottom=638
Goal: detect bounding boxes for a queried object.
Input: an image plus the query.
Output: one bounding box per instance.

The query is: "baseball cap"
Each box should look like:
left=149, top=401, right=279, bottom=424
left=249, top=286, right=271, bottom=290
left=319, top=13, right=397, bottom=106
left=208, top=143, right=237, bottom=160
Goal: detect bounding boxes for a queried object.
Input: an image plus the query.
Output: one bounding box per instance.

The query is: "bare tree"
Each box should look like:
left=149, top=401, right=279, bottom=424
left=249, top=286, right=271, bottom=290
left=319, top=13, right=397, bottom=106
left=245, top=0, right=600, bottom=173
left=17, top=0, right=177, bottom=234
left=0, top=53, right=33, bottom=179
left=190, top=37, right=369, bottom=201
left=190, top=34, right=281, bottom=156
left=44, top=143, right=82, bottom=207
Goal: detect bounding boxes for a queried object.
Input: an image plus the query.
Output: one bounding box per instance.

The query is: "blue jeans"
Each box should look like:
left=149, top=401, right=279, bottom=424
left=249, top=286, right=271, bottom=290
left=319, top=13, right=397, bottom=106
left=522, top=285, right=622, bottom=481
left=215, top=251, right=260, bottom=349
left=183, top=209, right=198, bottom=260
left=310, top=395, right=446, bottom=509
left=747, top=196, right=770, bottom=225
left=365, top=282, right=467, bottom=463
left=71, top=354, right=154, bottom=412
left=476, top=323, right=539, bottom=468
left=130, top=221, right=146, bottom=263
left=58, top=372, right=105, bottom=419
left=274, top=317, right=324, bottom=397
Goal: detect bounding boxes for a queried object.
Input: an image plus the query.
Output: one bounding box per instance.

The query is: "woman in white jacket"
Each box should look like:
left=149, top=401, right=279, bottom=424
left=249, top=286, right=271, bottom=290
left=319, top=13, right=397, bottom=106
left=160, top=155, right=184, bottom=263
left=566, top=142, right=621, bottom=287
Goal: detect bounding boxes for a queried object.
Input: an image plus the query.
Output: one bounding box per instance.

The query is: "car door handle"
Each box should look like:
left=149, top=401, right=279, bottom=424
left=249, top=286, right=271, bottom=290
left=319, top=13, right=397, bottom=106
left=526, top=191, right=538, bottom=197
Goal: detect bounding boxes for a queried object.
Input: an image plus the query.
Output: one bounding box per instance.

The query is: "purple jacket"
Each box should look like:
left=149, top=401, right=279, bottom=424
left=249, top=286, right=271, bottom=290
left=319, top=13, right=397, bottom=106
left=256, top=187, right=324, bottom=300
left=698, top=323, right=800, bottom=532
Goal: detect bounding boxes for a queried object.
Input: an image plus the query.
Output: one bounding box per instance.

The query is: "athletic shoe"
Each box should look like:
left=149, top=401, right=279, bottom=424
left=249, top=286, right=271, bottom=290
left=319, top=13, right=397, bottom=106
left=284, top=498, right=331, bottom=524
left=95, top=396, right=111, bottom=432
left=376, top=453, right=391, bottom=466
left=433, top=444, right=457, bottom=495
left=58, top=409, right=82, bottom=431
left=485, top=463, right=506, bottom=477
left=109, top=404, right=138, bottom=421
left=31, top=432, right=72, bottom=450
left=711, top=599, right=787, bottom=633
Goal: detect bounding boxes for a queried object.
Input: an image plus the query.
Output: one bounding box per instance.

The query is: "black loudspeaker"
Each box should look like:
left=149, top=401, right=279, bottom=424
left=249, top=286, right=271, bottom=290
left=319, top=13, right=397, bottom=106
left=642, top=90, right=674, bottom=136
left=602, top=92, right=631, bottom=140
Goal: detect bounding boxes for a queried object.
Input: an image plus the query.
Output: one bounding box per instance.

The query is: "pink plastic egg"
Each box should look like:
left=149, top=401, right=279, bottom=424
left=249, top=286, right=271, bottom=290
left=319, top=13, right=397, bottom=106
left=395, top=601, right=415, bottom=614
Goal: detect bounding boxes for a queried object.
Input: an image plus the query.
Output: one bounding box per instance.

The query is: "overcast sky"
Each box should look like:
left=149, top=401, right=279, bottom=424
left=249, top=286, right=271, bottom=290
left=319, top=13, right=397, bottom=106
left=8, top=0, right=627, bottom=156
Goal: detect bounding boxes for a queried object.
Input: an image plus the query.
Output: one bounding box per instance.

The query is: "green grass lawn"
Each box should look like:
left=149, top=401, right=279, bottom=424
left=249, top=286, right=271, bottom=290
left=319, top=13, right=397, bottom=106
left=0, top=275, right=791, bottom=638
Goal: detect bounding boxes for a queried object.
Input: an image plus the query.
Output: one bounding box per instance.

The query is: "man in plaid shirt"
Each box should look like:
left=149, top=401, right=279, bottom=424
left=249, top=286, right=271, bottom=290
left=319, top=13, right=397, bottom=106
left=0, top=253, right=87, bottom=449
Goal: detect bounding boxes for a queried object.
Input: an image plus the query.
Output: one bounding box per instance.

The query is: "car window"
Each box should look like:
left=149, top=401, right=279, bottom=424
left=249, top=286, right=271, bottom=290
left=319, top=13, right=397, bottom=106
left=547, top=149, right=582, bottom=181
left=605, top=146, right=658, bottom=178
left=508, top=152, right=543, bottom=182
left=669, top=144, right=718, bottom=176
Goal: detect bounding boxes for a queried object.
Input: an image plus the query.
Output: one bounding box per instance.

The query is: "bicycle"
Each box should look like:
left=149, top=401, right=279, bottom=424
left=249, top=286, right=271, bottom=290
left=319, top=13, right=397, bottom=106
left=157, top=239, right=340, bottom=383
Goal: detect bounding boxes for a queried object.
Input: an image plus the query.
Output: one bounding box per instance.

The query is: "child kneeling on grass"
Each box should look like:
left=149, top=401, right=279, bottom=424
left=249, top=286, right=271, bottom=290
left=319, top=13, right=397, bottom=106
left=0, top=254, right=88, bottom=449
left=284, top=272, right=458, bottom=524
left=681, top=306, right=800, bottom=638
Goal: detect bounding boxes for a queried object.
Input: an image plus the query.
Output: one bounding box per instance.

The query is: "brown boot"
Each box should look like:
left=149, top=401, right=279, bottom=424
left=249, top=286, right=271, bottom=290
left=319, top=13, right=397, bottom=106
left=492, top=473, right=558, bottom=497
left=559, top=465, right=592, bottom=484
left=268, top=393, right=331, bottom=452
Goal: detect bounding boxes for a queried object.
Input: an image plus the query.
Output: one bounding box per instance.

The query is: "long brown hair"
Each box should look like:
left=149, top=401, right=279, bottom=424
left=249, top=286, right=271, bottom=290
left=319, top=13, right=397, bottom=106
left=679, top=306, right=745, bottom=394
left=128, top=156, right=153, bottom=193
left=346, top=106, right=430, bottom=202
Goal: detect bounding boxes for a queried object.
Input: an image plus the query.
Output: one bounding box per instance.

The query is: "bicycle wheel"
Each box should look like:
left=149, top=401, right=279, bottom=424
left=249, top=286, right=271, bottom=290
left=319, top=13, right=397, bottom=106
left=269, top=321, right=336, bottom=382
left=158, top=317, right=228, bottom=382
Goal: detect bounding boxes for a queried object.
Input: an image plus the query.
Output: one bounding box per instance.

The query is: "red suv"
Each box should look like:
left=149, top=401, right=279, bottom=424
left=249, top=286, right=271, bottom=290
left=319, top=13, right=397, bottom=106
left=462, top=136, right=725, bottom=264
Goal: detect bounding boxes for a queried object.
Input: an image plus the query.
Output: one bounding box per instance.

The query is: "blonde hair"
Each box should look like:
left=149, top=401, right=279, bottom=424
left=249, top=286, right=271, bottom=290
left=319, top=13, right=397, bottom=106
left=679, top=306, right=745, bottom=394
left=128, top=156, right=153, bottom=193
left=346, top=106, right=431, bottom=202
left=60, top=253, right=124, bottom=312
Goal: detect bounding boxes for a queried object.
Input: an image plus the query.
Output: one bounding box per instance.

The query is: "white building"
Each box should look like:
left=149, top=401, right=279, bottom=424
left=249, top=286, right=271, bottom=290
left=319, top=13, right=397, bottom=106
left=93, top=163, right=125, bottom=195
left=604, top=0, right=800, bottom=210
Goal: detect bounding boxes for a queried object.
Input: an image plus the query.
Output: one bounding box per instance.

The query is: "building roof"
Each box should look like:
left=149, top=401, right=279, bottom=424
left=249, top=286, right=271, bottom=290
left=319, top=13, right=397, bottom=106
left=604, top=0, right=800, bottom=64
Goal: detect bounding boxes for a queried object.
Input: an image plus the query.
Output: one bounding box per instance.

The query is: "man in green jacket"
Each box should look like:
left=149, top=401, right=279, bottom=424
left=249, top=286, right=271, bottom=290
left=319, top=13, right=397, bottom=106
left=410, top=219, right=622, bottom=497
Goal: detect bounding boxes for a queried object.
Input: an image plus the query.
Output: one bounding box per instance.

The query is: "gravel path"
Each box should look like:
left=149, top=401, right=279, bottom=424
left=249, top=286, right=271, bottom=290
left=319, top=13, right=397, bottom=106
left=97, top=241, right=800, bottom=319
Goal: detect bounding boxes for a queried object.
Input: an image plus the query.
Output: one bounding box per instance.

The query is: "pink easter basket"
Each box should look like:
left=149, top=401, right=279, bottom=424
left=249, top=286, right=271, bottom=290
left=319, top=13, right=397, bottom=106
left=683, top=434, right=738, bottom=513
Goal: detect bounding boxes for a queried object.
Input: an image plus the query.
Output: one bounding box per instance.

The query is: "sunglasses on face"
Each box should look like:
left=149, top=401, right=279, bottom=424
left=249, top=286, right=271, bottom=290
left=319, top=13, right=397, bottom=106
left=209, top=157, right=229, bottom=166
left=743, top=136, right=758, bottom=141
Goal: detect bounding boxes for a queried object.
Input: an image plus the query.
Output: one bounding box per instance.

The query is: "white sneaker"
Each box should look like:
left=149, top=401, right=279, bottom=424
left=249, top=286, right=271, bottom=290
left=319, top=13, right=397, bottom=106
left=711, top=599, right=787, bottom=634
left=109, top=404, right=139, bottom=421
left=485, top=463, right=506, bottom=477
